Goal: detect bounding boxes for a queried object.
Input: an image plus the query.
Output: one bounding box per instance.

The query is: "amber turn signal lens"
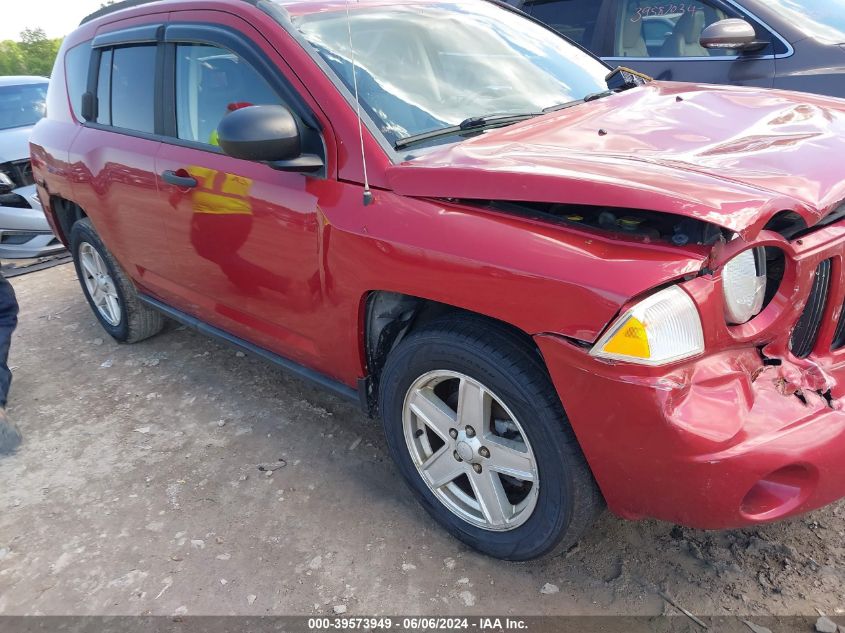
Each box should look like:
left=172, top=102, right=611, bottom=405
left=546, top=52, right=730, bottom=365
left=591, top=286, right=704, bottom=366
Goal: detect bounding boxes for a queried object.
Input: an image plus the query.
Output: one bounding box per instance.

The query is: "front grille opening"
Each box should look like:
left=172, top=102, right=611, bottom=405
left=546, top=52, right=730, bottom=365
left=790, top=259, right=832, bottom=359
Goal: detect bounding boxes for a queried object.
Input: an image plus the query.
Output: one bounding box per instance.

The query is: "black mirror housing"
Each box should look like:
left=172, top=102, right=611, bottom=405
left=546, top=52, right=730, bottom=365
left=217, top=105, right=303, bottom=163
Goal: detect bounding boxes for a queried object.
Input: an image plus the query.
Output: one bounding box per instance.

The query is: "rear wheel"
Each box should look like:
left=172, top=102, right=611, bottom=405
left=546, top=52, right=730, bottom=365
left=379, top=315, right=603, bottom=560
left=70, top=218, right=164, bottom=343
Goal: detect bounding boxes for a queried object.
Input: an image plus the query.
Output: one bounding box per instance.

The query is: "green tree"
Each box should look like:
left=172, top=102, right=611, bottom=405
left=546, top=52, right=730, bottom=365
left=0, top=28, right=62, bottom=77
left=19, top=28, right=61, bottom=76
left=0, top=41, right=25, bottom=76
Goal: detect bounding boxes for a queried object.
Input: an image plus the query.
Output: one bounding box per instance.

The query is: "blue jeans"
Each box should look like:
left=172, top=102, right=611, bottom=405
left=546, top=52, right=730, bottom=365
left=0, top=274, right=18, bottom=408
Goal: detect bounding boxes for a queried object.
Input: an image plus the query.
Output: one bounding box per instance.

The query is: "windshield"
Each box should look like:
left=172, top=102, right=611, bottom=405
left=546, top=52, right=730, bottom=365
left=0, top=83, right=48, bottom=130
left=292, top=1, right=610, bottom=147
left=764, top=0, right=845, bottom=44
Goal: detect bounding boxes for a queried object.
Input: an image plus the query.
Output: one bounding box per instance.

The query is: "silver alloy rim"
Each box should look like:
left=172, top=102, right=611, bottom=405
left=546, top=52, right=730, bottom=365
left=79, top=242, right=121, bottom=327
left=402, top=370, right=539, bottom=531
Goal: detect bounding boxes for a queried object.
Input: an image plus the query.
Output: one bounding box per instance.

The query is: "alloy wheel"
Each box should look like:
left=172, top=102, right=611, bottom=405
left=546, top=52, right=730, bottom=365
left=402, top=370, right=539, bottom=531
left=79, top=242, right=122, bottom=327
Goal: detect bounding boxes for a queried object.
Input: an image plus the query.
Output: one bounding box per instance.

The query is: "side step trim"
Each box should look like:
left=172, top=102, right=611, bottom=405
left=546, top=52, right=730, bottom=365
left=139, top=294, right=360, bottom=404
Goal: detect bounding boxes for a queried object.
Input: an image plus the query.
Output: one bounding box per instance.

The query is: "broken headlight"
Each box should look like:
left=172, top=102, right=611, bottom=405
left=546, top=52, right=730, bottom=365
left=590, top=286, right=705, bottom=366
left=722, top=248, right=767, bottom=325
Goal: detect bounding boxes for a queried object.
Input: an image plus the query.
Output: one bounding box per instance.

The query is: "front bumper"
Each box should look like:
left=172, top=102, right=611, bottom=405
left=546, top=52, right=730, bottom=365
left=537, top=336, right=845, bottom=529
left=0, top=184, right=64, bottom=259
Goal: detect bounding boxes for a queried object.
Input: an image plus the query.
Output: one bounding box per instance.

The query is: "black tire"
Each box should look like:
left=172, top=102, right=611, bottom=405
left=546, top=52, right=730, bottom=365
left=379, top=315, right=603, bottom=561
left=70, top=218, right=165, bottom=343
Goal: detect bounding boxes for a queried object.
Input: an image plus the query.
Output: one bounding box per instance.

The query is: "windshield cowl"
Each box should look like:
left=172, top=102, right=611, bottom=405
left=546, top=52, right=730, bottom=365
left=394, top=112, right=544, bottom=151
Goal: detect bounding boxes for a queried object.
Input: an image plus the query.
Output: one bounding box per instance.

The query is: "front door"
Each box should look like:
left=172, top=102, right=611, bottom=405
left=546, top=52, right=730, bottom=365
left=153, top=27, right=329, bottom=368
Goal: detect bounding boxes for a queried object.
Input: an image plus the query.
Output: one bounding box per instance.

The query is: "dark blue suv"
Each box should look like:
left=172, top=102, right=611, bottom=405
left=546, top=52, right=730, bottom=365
left=508, top=0, right=845, bottom=98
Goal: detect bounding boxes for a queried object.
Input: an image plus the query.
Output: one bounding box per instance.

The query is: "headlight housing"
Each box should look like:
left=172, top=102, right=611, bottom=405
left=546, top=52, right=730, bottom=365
left=722, top=248, right=767, bottom=325
left=590, top=286, right=704, bottom=366
left=0, top=171, right=14, bottom=191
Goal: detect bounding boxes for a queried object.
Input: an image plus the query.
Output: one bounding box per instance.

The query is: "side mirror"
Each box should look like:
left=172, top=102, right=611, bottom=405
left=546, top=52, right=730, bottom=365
left=700, top=19, right=765, bottom=51
left=216, top=105, right=323, bottom=173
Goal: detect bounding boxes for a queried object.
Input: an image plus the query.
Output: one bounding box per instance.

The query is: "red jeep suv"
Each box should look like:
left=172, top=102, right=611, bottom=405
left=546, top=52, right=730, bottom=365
left=31, top=0, right=845, bottom=560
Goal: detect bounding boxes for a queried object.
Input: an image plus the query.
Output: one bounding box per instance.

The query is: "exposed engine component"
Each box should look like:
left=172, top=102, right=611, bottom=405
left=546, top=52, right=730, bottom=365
left=764, top=205, right=845, bottom=241
left=470, top=200, right=727, bottom=246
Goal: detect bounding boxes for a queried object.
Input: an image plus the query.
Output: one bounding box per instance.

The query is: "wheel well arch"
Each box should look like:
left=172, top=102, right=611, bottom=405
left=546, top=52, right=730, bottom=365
left=361, top=290, right=546, bottom=416
left=49, top=196, right=88, bottom=245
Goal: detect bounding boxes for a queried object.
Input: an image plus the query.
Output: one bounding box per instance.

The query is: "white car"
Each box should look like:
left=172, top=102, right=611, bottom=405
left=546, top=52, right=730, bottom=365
left=0, top=76, right=64, bottom=259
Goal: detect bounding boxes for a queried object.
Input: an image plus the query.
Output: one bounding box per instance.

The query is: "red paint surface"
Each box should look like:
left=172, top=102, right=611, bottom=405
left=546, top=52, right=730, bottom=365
left=30, top=0, right=845, bottom=529
left=389, top=82, right=845, bottom=240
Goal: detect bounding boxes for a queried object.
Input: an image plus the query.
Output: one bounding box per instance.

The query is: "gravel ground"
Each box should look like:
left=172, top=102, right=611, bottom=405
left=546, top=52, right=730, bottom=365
left=0, top=264, right=844, bottom=622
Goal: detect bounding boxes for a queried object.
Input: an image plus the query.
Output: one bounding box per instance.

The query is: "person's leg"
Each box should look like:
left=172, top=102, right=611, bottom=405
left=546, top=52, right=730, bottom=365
left=0, top=273, right=20, bottom=455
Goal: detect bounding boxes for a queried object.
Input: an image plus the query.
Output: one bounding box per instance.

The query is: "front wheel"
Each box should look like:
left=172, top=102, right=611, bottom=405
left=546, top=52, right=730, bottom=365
left=379, top=316, right=603, bottom=561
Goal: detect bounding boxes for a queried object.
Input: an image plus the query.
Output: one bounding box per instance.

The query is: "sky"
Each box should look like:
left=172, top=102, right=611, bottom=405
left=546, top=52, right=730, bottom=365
left=2, top=0, right=107, bottom=41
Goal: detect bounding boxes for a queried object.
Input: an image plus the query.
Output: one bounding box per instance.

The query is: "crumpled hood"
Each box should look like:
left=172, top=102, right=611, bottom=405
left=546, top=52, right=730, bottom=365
left=386, top=82, right=845, bottom=239
left=0, top=126, right=34, bottom=164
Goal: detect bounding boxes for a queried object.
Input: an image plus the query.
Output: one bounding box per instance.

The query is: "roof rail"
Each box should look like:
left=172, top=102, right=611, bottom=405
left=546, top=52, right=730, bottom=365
left=80, top=0, right=167, bottom=25
left=80, top=0, right=265, bottom=25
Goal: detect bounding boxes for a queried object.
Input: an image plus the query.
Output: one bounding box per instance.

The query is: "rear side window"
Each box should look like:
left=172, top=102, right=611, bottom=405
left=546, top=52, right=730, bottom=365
left=96, top=45, right=157, bottom=133
left=175, top=43, right=282, bottom=146
left=65, top=41, right=93, bottom=121
left=521, top=0, right=605, bottom=46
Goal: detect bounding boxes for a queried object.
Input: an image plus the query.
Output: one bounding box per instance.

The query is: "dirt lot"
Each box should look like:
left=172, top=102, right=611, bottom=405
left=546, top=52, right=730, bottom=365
left=0, top=264, right=844, bottom=620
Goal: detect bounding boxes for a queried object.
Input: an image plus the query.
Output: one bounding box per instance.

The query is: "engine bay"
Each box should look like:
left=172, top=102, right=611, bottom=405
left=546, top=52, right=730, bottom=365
left=471, top=200, right=727, bottom=247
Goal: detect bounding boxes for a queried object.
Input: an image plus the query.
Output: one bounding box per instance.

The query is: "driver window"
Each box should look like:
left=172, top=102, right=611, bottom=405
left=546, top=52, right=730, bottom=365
left=612, top=1, right=734, bottom=58
left=175, top=43, right=282, bottom=146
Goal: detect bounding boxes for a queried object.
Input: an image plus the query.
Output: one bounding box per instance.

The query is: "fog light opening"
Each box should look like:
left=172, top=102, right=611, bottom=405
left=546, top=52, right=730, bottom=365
left=740, top=465, right=816, bottom=520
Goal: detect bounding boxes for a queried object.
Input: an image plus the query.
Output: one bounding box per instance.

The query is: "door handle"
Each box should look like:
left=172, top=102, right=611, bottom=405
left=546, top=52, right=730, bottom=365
left=161, top=170, right=198, bottom=189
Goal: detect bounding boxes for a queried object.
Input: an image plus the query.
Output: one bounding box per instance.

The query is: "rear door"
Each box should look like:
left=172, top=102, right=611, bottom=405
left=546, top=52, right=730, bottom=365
left=602, top=0, right=776, bottom=87
left=68, top=22, right=174, bottom=295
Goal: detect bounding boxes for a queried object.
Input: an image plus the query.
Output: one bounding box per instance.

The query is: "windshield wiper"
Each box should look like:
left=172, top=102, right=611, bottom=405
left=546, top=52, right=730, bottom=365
left=394, top=112, right=539, bottom=150
left=542, top=90, right=614, bottom=113
left=394, top=93, right=616, bottom=151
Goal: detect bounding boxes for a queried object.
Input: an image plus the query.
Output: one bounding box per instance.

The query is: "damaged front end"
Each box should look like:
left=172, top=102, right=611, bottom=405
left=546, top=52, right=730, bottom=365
left=494, top=195, right=845, bottom=406
left=386, top=80, right=845, bottom=528
left=531, top=201, right=845, bottom=530
left=696, top=204, right=845, bottom=410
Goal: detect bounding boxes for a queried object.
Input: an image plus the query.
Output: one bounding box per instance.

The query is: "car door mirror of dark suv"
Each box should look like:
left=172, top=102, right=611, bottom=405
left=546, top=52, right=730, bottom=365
left=217, top=105, right=324, bottom=173
left=700, top=19, right=767, bottom=52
